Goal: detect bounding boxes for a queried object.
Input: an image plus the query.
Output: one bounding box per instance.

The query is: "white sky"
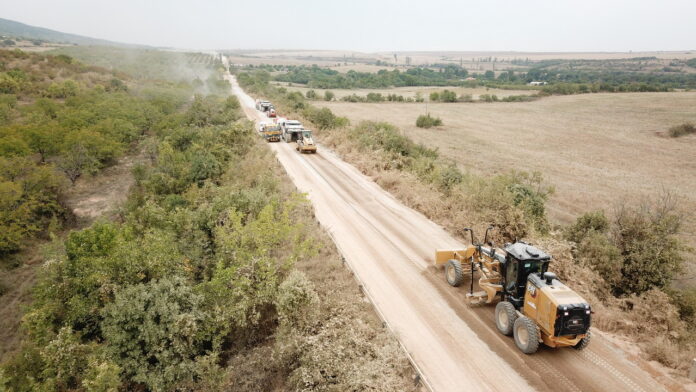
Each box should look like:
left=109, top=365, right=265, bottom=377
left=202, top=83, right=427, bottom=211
left=1, top=0, right=695, bottom=52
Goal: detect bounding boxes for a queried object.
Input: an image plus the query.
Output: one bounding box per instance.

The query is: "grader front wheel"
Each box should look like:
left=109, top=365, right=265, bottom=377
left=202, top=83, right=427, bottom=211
left=513, top=316, right=540, bottom=354
left=445, top=259, right=464, bottom=287
left=573, top=330, right=592, bottom=350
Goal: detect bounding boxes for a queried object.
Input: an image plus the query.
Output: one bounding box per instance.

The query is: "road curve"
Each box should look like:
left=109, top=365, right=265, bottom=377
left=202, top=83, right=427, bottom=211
left=225, top=70, right=676, bottom=392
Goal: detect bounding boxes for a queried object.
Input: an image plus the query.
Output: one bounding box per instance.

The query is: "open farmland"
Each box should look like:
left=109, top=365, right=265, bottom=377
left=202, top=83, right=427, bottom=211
left=315, top=93, right=696, bottom=263
left=271, top=82, right=535, bottom=100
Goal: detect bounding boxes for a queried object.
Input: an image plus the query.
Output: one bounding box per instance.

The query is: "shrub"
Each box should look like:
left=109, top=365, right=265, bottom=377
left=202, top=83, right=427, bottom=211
left=668, top=122, right=695, bottom=137
left=416, top=114, right=442, bottom=128
left=564, top=210, right=610, bottom=244
left=459, top=94, right=473, bottom=102
left=366, top=92, right=384, bottom=102
left=501, top=94, right=538, bottom=102
left=276, top=270, right=318, bottom=330
left=479, top=94, right=499, bottom=102
left=101, top=277, right=210, bottom=391
left=576, top=231, right=622, bottom=286
left=429, top=92, right=439, bottom=101
left=668, top=288, right=696, bottom=324
left=305, top=89, right=316, bottom=99
left=302, top=106, right=349, bottom=130
left=45, top=80, right=79, bottom=98
left=323, top=90, right=334, bottom=101
left=440, top=89, right=457, bottom=102
left=611, top=194, right=687, bottom=295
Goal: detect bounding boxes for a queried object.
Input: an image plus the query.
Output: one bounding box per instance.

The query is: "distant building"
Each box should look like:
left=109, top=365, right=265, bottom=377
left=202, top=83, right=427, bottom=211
left=464, top=77, right=476, bottom=81
left=528, top=81, right=547, bottom=86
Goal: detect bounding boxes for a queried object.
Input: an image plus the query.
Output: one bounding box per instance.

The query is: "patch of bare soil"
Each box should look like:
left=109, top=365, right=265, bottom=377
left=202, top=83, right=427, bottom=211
left=0, top=148, right=146, bottom=361
left=65, top=148, right=146, bottom=223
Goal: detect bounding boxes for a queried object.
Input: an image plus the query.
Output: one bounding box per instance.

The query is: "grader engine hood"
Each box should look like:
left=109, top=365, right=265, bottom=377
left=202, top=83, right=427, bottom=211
left=528, top=273, right=591, bottom=337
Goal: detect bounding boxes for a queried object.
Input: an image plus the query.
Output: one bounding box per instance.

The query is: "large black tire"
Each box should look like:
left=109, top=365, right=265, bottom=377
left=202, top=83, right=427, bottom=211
left=495, top=301, right=518, bottom=336
left=513, top=316, right=540, bottom=354
left=573, top=329, right=591, bottom=350
left=445, top=259, right=464, bottom=287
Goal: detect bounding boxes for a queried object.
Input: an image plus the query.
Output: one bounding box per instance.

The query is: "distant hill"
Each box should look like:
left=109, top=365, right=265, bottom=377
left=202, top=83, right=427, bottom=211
left=0, top=17, right=146, bottom=47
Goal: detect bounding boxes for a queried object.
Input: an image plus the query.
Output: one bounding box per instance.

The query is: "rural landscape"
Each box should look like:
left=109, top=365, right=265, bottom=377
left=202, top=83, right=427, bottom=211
left=1, top=2, right=696, bottom=391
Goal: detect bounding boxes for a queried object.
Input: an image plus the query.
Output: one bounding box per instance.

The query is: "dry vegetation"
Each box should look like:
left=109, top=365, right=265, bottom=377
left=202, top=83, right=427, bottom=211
left=272, top=82, right=533, bottom=100
left=220, top=138, right=416, bottom=392
left=314, top=126, right=696, bottom=378
left=240, top=72, right=695, bottom=380
left=1, top=50, right=415, bottom=390
left=314, top=93, right=696, bottom=266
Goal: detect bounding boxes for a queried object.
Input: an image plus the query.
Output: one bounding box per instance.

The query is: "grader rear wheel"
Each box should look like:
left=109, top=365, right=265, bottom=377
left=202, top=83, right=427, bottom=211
left=495, top=301, right=517, bottom=336
left=445, top=259, right=464, bottom=287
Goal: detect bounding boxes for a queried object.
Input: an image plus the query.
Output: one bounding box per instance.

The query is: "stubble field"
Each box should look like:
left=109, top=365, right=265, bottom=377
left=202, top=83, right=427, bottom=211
left=315, top=92, right=696, bottom=283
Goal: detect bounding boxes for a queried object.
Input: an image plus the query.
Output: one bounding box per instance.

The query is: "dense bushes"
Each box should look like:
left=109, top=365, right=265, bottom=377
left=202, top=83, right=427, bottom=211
left=344, top=121, right=551, bottom=237
left=416, top=114, right=442, bottom=128
left=565, top=196, right=688, bottom=296
left=1, top=91, right=321, bottom=390
left=302, top=106, right=349, bottom=130
left=275, top=64, right=468, bottom=88
left=0, top=157, right=67, bottom=254
left=668, top=122, right=695, bottom=137
left=0, top=50, right=204, bottom=256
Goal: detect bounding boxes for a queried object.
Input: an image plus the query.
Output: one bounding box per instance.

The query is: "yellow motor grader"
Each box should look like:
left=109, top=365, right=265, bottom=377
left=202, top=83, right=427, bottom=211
left=435, top=227, right=592, bottom=354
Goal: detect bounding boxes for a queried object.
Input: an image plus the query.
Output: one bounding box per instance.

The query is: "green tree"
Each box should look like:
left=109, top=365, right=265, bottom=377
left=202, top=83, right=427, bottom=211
left=101, top=277, right=209, bottom=391
left=25, top=124, right=61, bottom=162
left=612, top=196, right=687, bottom=295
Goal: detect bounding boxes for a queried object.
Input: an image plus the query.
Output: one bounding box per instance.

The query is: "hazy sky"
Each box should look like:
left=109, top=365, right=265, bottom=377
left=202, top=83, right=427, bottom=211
left=2, top=0, right=695, bottom=52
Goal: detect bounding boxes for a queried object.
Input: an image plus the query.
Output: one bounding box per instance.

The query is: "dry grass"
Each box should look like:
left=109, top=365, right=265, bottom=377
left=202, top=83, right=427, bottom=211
left=311, top=113, right=696, bottom=378
left=315, top=93, right=696, bottom=283
left=272, top=82, right=533, bottom=100
left=222, top=138, right=416, bottom=391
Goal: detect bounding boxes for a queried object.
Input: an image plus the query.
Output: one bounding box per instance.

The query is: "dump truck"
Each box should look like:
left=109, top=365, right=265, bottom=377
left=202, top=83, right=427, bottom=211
left=280, top=120, right=304, bottom=142
left=296, top=129, right=317, bottom=153
left=268, top=106, right=277, bottom=118
left=435, top=227, right=591, bottom=354
left=258, top=122, right=282, bottom=142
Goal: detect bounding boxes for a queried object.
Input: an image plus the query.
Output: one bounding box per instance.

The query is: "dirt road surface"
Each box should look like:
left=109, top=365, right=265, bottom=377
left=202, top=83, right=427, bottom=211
left=225, top=69, right=682, bottom=391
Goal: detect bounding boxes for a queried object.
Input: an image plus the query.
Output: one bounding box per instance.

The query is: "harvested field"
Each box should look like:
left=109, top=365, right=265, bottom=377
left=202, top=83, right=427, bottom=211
left=316, top=92, right=696, bottom=282
left=271, top=83, right=535, bottom=100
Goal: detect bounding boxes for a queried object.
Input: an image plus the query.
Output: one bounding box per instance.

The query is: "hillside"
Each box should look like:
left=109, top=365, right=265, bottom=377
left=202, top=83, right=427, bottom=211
left=0, top=17, right=143, bottom=47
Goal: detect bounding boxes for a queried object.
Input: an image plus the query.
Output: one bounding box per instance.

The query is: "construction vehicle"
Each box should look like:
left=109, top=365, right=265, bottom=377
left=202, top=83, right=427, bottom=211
left=258, top=122, right=282, bottom=142
left=280, top=120, right=304, bottom=142
left=268, top=106, right=277, bottom=118
left=435, top=227, right=591, bottom=354
left=296, top=129, right=317, bottom=153
left=255, top=99, right=272, bottom=113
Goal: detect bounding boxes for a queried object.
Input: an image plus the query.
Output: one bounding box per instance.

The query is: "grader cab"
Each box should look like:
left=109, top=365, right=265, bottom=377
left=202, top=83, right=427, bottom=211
left=435, top=227, right=592, bottom=354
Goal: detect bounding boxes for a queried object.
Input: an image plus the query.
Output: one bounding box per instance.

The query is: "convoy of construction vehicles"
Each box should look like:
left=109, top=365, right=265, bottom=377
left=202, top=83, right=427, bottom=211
left=254, top=99, right=591, bottom=356
left=435, top=227, right=592, bottom=354
left=255, top=100, right=317, bottom=153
